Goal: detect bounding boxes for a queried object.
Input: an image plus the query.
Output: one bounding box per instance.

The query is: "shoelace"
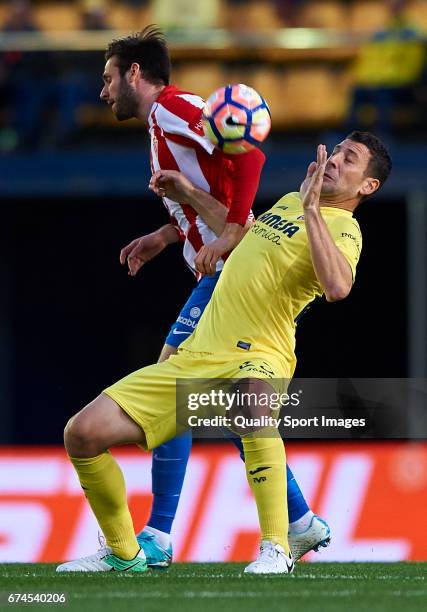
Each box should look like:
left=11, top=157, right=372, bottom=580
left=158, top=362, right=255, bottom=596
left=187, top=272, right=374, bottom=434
left=140, top=532, right=155, bottom=542
left=260, top=542, right=285, bottom=560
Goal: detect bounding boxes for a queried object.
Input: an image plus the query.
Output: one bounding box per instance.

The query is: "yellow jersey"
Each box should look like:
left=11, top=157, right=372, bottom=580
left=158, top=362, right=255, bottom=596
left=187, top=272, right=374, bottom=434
left=180, top=192, right=362, bottom=375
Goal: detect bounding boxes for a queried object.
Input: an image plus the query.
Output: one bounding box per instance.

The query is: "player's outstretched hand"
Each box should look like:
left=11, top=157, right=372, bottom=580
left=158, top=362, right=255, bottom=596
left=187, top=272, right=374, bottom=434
left=120, top=232, right=167, bottom=276
left=149, top=170, right=194, bottom=203
left=195, top=239, right=226, bottom=276
left=300, top=144, right=327, bottom=211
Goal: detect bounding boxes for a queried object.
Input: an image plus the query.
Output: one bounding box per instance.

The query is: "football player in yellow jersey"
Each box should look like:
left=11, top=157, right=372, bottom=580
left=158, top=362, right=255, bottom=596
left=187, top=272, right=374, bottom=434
left=57, top=131, right=391, bottom=575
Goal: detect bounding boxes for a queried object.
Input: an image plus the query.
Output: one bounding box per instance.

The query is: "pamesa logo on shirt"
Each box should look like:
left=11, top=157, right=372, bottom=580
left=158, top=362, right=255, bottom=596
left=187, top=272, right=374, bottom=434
left=257, top=212, right=300, bottom=237
left=251, top=211, right=300, bottom=245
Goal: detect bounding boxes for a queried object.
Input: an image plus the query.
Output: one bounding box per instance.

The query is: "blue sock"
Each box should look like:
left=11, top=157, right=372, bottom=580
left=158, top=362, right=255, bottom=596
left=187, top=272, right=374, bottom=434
left=146, top=430, right=192, bottom=534
left=285, top=464, right=310, bottom=523
left=228, top=435, right=310, bottom=523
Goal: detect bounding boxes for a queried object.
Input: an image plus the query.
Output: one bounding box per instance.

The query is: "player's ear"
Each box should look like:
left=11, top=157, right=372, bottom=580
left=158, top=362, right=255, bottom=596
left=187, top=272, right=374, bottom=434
left=360, top=177, right=380, bottom=197
left=128, top=62, right=141, bottom=83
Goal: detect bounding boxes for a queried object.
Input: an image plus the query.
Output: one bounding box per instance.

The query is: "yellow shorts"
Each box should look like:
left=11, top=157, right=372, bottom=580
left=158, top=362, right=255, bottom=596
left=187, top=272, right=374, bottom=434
left=104, top=348, right=291, bottom=450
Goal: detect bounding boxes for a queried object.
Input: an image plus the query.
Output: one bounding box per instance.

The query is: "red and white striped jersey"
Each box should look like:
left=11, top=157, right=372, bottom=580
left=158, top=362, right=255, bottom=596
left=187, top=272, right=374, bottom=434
left=147, top=85, right=265, bottom=276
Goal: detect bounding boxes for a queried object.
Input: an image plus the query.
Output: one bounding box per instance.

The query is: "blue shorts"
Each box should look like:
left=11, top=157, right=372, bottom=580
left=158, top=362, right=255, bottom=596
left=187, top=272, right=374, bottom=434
left=165, top=271, right=221, bottom=348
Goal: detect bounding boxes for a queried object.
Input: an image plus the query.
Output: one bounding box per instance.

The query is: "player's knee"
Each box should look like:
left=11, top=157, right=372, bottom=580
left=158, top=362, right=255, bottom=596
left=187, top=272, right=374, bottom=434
left=64, top=412, right=101, bottom=457
left=228, top=378, right=273, bottom=437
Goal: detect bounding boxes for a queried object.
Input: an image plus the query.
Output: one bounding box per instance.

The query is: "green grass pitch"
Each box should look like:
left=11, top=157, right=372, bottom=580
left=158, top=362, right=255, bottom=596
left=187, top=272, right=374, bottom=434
left=0, top=563, right=425, bottom=612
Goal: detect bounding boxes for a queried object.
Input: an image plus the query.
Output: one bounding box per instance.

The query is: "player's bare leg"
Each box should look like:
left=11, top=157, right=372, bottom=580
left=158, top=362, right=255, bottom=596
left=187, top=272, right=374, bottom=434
left=65, top=393, right=146, bottom=457
left=57, top=394, right=148, bottom=572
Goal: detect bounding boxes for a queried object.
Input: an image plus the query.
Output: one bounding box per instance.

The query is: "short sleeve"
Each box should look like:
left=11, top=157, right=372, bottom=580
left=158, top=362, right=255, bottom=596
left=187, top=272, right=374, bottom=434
left=329, top=217, right=363, bottom=281
left=225, top=148, right=266, bottom=225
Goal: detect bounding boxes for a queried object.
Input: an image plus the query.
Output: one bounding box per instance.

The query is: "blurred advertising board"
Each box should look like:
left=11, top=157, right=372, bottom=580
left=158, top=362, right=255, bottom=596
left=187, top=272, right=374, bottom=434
left=0, top=442, right=425, bottom=562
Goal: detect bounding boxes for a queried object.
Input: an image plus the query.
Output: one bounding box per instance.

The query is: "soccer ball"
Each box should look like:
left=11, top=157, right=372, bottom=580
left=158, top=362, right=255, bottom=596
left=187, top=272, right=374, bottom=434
left=202, top=84, right=271, bottom=154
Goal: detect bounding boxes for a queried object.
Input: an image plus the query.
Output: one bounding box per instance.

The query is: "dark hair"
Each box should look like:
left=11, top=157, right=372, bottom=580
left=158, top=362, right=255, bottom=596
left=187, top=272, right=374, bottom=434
left=346, top=130, right=392, bottom=188
left=105, top=25, right=170, bottom=85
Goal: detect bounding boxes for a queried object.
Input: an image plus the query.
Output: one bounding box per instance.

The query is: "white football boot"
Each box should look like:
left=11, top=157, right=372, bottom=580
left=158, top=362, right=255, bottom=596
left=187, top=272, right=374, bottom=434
left=244, top=540, right=295, bottom=574
left=57, top=545, right=112, bottom=572
left=56, top=538, right=147, bottom=573
left=288, top=515, right=331, bottom=561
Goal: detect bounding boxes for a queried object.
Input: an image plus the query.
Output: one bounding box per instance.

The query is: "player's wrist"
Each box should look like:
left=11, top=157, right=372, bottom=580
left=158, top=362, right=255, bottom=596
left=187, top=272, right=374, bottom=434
left=303, top=205, right=321, bottom=217
left=215, top=234, right=236, bottom=253
left=156, top=224, right=179, bottom=246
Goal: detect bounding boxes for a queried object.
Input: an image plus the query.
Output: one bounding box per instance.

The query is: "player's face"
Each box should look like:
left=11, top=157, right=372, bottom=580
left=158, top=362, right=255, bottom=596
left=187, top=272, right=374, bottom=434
left=322, top=140, right=373, bottom=199
left=100, top=57, right=139, bottom=121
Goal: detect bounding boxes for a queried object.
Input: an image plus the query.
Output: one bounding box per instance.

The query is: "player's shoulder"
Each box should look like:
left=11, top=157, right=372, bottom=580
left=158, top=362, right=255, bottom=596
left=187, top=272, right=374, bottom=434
left=153, top=85, right=214, bottom=152
left=271, top=192, right=302, bottom=212
left=331, top=210, right=362, bottom=237
left=327, top=211, right=363, bottom=255
left=156, top=85, right=205, bottom=120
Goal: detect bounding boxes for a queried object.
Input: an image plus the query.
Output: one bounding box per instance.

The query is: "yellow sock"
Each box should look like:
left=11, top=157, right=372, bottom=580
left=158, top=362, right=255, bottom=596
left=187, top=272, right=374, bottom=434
left=242, top=434, right=289, bottom=553
left=70, top=452, right=139, bottom=560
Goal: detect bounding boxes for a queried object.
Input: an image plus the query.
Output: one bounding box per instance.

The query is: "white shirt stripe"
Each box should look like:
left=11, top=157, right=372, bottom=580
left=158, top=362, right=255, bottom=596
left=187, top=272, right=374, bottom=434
left=148, top=94, right=222, bottom=274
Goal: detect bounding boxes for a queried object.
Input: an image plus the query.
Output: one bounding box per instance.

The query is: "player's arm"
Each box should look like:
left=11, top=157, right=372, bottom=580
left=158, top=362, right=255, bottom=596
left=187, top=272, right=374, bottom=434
left=194, top=221, right=251, bottom=275
left=154, top=100, right=263, bottom=272
left=149, top=170, right=253, bottom=274
left=195, top=148, right=265, bottom=274
left=302, top=145, right=353, bottom=302
left=120, top=223, right=180, bottom=277
left=149, top=170, right=228, bottom=236
left=150, top=149, right=265, bottom=274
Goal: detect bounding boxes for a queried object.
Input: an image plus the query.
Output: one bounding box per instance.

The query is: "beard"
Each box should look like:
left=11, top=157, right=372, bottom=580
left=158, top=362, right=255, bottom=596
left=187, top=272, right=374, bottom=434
left=114, top=80, right=139, bottom=121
